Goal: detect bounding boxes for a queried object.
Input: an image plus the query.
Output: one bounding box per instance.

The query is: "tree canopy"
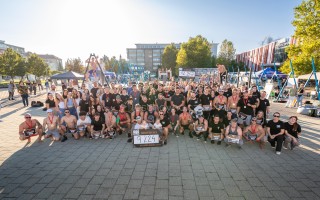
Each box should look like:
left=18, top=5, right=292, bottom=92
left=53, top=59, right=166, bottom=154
left=217, top=39, right=236, bottom=67
left=0, top=48, right=26, bottom=79
left=65, top=58, right=85, bottom=74
left=162, top=43, right=178, bottom=76
left=280, top=0, right=319, bottom=75
left=26, top=53, right=49, bottom=78
left=176, top=35, right=212, bottom=68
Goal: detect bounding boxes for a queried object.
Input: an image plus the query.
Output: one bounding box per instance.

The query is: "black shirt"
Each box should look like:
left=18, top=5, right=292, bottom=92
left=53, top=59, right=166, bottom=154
left=91, top=87, right=99, bottom=98
left=171, top=94, right=184, bottom=106
left=267, top=120, right=284, bottom=135
left=188, top=98, right=200, bottom=110
left=200, top=94, right=212, bottom=105
left=102, top=93, right=114, bottom=108
left=210, top=122, right=224, bottom=133
left=45, top=99, right=55, bottom=108
left=91, top=118, right=104, bottom=131
left=79, top=99, right=90, bottom=113
left=160, top=117, right=170, bottom=127
left=237, top=97, right=255, bottom=116
left=284, top=122, right=301, bottom=138
left=120, top=95, right=129, bottom=104
left=257, top=98, right=270, bottom=115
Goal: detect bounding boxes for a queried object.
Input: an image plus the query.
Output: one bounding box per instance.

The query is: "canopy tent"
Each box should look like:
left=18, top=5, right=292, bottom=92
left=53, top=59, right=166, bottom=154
left=50, top=71, right=84, bottom=80
left=298, top=72, right=320, bottom=80
left=256, top=67, right=287, bottom=79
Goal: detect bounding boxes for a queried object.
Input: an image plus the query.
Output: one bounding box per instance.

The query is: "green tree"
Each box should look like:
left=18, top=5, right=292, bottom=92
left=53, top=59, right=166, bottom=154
left=176, top=35, right=212, bottom=69
left=281, top=0, right=319, bottom=75
left=217, top=39, right=236, bottom=67
left=26, top=53, right=50, bottom=78
left=162, top=43, right=178, bottom=75
left=65, top=58, right=85, bottom=73
left=0, top=48, right=26, bottom=79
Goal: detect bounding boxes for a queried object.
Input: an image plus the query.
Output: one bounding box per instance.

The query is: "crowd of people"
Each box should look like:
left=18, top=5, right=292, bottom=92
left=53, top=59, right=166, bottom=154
left=18, top=77, right=302, bottom=155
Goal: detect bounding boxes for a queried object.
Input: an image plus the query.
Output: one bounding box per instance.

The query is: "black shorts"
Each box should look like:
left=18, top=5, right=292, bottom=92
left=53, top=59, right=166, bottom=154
left=181, top=124, right=190, bottom=130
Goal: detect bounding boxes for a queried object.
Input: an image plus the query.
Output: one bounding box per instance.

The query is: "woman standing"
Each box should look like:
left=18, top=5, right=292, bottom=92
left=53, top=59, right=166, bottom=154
left=8, top=81, right=15, bottom=100
left=18, top=81, right=29, bottom=106
left=284, top=116, right=301, bottom=150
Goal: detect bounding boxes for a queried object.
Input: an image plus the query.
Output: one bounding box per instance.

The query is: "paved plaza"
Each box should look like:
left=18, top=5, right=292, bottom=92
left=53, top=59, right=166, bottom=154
left=0, top=95, right=320, bottom=200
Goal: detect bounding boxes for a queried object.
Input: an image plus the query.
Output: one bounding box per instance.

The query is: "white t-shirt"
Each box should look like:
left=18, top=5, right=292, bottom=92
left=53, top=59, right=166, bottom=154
left=77, top=116, right=92, bottom=127
left=153, top=122, right=162, bottom=129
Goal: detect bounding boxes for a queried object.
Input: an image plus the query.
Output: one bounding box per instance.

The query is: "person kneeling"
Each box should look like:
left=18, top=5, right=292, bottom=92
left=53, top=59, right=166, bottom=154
left=43, top=109, right=60, bottom=141
left=77, top=111, right=91, bottom=139
left=243, top=117, right=265, bottom=148
left=91, top=113, right=105, bottom=139
left=19, top=113, right=43, bottom=143
left=60, top=108, right=77, bottom=142
left=193, top=115, right=208, bottom=142
left=224, top=119, right=243, bottom=148
left=208, top=115, right=224, bottom=144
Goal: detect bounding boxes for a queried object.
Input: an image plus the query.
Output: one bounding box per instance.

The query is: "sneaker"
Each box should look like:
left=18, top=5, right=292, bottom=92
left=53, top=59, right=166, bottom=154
left=189, top=132, right=193, bottom=138
left=164, top=140, right=167, bottom=145
left=283, top=145, right=288, bottom=150
left=61, top=135, right=68, bottom=142
left=217, top=141, right=222, bottom=145
left=211, top=140, right=215, bottom=144
left=204, top=141, right=207, bottom=144
left=127, top=138, right=132, bottom=143
left=89, top=135, right=93, bottom=140
left=118, top=129, right=123, bottom=135
left=276, top=151, right=281, bottom=155
left=197, top=137, right=200, bottom=141
left=271, top=145, right=276, bottom=149
left=176, top=135, right=179, bottom=138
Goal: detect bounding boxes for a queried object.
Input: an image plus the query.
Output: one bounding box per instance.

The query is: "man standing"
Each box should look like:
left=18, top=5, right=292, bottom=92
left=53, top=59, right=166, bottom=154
left=18, top=113, right=43, bottom=143
left=256, top=91, right=270, bottom=119
left=171, top=87, right=185, bottom=115
left=8, top=81, right=15, bottom=100
left=18, top=81, right=29, bottom=107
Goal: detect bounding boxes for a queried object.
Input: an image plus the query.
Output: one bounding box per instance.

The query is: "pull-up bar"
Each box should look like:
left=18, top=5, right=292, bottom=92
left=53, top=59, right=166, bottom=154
left=303, top=57, right=319, bottom=100
left=276, top=60, right=297, bottom=101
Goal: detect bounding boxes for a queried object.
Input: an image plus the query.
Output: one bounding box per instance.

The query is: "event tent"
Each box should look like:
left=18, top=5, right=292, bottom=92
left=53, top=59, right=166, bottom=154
left=256, top=67, right=287, bottom=79
left=298, top=72, right=320, bottom=80
left=50, top=71, right=84, bottom=80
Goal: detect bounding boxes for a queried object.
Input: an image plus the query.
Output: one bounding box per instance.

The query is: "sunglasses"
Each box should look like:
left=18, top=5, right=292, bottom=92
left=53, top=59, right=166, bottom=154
left=273, top=115, right=280, bottom=117
left=25, top=116, right=31, bottom=118
left=65, top=112, right=70, bottom=113
left=159, top=114, right=164, bottom=115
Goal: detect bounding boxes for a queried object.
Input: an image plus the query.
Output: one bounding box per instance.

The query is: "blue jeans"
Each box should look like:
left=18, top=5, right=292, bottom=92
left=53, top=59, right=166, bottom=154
left=21, top=94, right=29, bottom=106
left=297, top=95, right=303, bottom=107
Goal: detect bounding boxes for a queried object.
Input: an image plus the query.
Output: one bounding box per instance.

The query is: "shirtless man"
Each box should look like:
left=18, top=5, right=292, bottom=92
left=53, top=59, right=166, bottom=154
left=43, top=109, right=60, bottom=141
left=243, top=117, right=265, bottom=148
left=227, top=88, right=239, bottom=118
left=18, top=113, right=43, bottom=143
left=104, top=109, right=117, bottom=139
left=60, top=108, right=77, bottom=142
left=179, top=106, right=193, bottom=138
left=213, top=89, right=227, bottom=121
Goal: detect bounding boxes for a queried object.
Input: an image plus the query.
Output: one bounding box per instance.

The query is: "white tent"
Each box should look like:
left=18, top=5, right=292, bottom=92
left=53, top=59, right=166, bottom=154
left=298, top=72, right=320, bottom=80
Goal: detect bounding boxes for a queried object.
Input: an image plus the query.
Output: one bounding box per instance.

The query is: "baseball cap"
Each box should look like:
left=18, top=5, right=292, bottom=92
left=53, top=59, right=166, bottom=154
left=25, top=113, right=32, bottom=118
left=47, top=109, right=53, bottom=113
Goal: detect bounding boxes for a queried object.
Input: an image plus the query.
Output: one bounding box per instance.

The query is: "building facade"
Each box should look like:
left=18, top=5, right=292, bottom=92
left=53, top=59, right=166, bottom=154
left=37, top=54, right=63, bottom=71
left=236, top=37, right=292, bottom=70
left=127, top=43, right=218, bottom=72
left=0, top=40, right=25, bottom=54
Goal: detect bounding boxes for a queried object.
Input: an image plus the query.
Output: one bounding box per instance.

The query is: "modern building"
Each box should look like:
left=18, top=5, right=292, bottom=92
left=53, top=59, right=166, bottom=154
left=24, top=52, right=63, bottom=71
left=236, top=37, right=292, bottom=70
left=0, top=40, right=25, bottom=55
left=127, top=43, right=218, bottom=72
left=36, top=54, right=63, bottom=71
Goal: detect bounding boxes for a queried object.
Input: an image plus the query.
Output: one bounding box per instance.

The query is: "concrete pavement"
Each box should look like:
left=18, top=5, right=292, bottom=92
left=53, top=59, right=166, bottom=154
left=0, top=98, right=319, bottom=200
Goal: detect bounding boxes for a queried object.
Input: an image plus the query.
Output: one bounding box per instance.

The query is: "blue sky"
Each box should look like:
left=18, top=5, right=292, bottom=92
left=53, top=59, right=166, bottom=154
left=0, top=0, right=301, bottom=64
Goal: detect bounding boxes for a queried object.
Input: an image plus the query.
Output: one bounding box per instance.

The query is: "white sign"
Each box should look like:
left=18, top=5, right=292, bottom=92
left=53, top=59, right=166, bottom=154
left=264, top=83, right=274, bottom=99
left=133, top=135, right=160, bottom=145
left=179, top=70, right=196, bottom=77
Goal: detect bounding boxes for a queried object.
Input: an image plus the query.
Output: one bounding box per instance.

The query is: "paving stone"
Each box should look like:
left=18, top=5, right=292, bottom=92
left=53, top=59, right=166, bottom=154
left=64, top=187, right=84, bottom=199
left=154, top=188, right=169, bottom=200
left=169, top=185, right=183, bottom=196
